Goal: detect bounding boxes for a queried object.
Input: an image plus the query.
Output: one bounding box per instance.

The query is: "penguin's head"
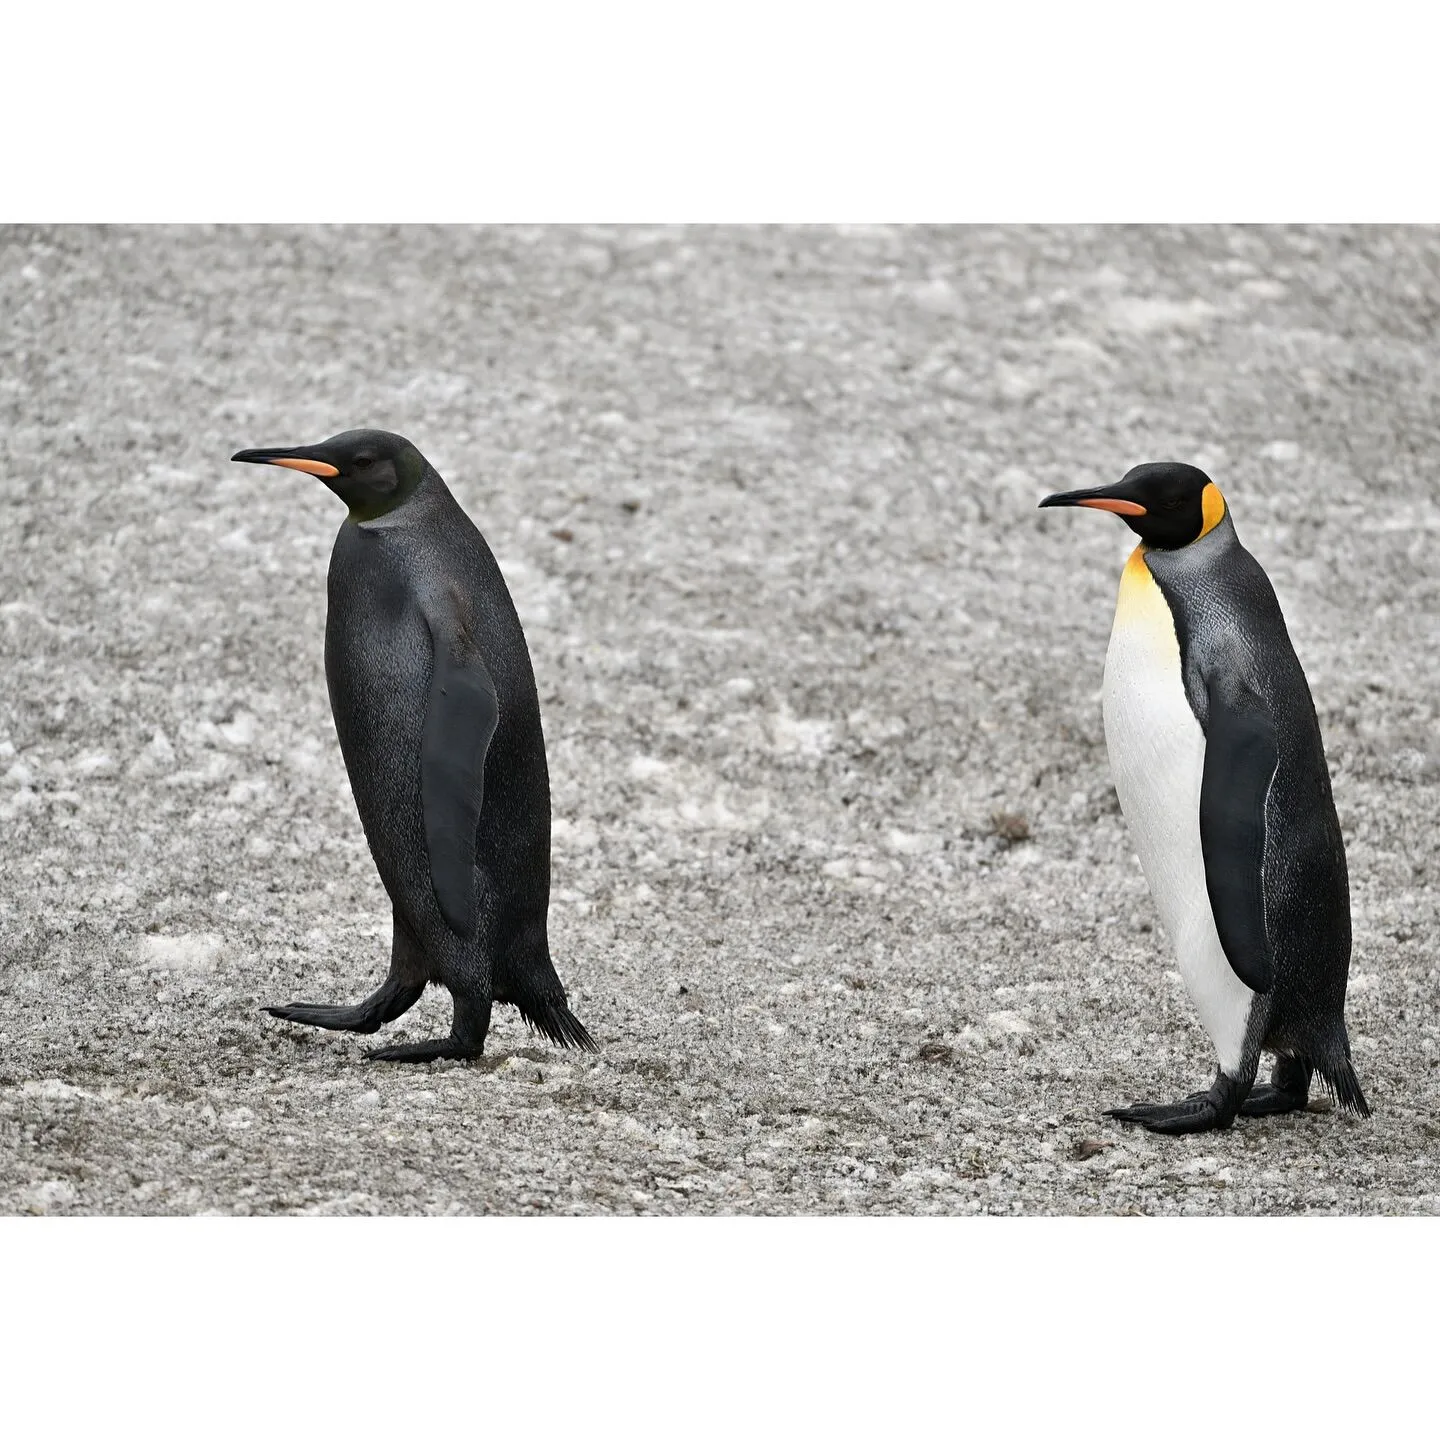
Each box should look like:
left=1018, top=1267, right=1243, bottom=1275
left=231, top=429, right=426, bottom=521
left=1038, top=461, right=1226, bottom=549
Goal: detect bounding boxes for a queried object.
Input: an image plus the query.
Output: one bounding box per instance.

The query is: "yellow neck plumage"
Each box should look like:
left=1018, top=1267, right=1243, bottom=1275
left=1198, top=482, right=1226, bottom=539
left=1117, top=482, right=1227, bottom=625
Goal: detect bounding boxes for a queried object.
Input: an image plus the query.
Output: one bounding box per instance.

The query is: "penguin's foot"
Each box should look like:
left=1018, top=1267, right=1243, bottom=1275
left=1107, top=1070, right=1247, bottom=1135
left=364, top=1037, right=484, bottom=1064
left=1237, top=1085, right=1306, bottom=1117
left=264, top=977, right=426, bottom=1035
left=1107, top=1098, right=1230, bottom=1134
left=265, top=1002, right=384, bottom=1034
left=1239, top=1055, right=1312, bottom=1117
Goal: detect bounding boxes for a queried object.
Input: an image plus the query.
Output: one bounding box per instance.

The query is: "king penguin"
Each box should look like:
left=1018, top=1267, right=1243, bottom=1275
left=232, top=429, right=596, bottom=1062
left=1039, top=462, right=1368, bottom=1134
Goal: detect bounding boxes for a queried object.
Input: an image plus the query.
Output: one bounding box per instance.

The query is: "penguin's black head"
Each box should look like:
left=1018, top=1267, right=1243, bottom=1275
left=231, top=429, right=426, bottom=521
left=1038, top=461, right=1227, bottom=550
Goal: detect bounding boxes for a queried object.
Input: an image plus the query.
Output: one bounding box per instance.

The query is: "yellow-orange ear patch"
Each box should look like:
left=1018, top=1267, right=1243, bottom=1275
left=1199, top=482, right=1226, bottom=537
left=268, top=457, right=340, bottom=478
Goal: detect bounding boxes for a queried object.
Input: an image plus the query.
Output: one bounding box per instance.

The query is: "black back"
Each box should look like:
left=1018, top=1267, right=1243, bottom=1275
left=324, top=462, right=550, bottom=952
left=1145, top=511, right=1352, bottom=1047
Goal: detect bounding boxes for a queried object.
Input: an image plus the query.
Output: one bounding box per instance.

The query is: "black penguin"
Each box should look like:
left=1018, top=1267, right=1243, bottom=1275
left=1039, top=462, right=1368, bottom=1133
left=232, top=429, right=596, bottom=1062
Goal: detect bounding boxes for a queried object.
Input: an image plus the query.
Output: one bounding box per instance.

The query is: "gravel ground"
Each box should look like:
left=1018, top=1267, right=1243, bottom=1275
left=1, top=224, right=1437, bottom=1215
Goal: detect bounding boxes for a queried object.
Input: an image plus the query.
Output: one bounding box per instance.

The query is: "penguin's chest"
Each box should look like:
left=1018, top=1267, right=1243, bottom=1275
left=1101, top=552, right=1206, bottom=894
left=1101, top=549, right=1254, bottom=1070
left=325, top=556, right=432, bottom=794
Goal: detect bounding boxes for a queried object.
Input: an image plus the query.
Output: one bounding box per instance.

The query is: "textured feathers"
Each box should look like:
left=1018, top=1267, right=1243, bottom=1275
left=420, top=610, right=499, bottom=939
left=1102, top=545, right=1256, bottom=1072
left=304, top=439, right=593, bottom=1061
left=1320, top=1055, right=1371, bottom=1117
left=1198, top=673, right=1279, bottom=994
left=1141, top=510, right=1364, bottom=1109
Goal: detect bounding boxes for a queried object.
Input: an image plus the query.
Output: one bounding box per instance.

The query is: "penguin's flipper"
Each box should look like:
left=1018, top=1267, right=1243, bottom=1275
left=1199, top=674, right=1279, bottom=995
left=421, top=605, right=499, bottom=939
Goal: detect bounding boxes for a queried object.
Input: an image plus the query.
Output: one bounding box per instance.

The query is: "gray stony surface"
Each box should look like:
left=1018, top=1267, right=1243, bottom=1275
left=1, top=224, right=1437, bottom=1215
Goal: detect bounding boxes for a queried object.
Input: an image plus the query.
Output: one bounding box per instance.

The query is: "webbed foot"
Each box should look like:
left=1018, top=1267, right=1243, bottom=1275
left=363, top=1037, right=483, bottom=1064
left=1239, top=1056, right=1312, bottom=1117
left=1107, top=1070, right=1248, bottom=1135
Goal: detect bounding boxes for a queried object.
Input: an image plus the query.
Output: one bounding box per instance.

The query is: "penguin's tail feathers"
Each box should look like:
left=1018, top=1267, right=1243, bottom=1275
left=522, top=997, right=600, bottom=1053
left=1317, top=1054, right=1371, bottom=1119
left=495, top=928, right=599, bottom=1052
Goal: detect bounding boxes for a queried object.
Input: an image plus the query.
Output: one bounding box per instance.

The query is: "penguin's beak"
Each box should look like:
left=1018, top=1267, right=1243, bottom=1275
left=231, top=446, right=341, bottom=479
left=1038, top=486, right=1146, bottom=517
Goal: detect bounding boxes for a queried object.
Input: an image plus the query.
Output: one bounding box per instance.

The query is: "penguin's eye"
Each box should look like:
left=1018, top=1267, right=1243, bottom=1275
left=1163, top=496, right=1186, bottom=511
left=353, top=455, right=375, bottom=470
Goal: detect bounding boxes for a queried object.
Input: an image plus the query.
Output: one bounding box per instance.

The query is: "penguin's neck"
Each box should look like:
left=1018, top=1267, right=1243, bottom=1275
left=1115, top=509, right=1240, bottom=630
left=348, top=465, right=435, bottom=527
left=1141, top=508, right=1241, bottom=585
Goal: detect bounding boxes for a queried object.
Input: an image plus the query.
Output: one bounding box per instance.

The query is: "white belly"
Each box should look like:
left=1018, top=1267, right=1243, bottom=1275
left=1101, top=549, right=1254, bottom=1073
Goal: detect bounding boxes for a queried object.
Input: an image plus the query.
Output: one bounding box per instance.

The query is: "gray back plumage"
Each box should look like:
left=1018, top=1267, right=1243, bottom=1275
left=1146, top=513, right=1352, bottom=1046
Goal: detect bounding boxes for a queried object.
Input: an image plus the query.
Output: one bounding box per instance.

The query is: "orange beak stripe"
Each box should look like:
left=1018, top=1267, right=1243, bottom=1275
left=267, top=457, right=340, bottom=478
left=1076, top=497, right=1146, bottom=516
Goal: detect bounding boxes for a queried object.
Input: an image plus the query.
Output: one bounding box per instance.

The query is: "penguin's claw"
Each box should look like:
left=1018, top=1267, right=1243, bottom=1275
left=364, top=1038, right=483, bottom=1064
left=265, top=1003, right=383, bottom=1034
left=1105, top=1103, right=1166, bottom=1121
left=1106, top=1072, right=1246, bottom=1134
left=1107, top=1100, right=1234, bottom=1135
left=1107, top=1091, right=1208, bottom=1119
